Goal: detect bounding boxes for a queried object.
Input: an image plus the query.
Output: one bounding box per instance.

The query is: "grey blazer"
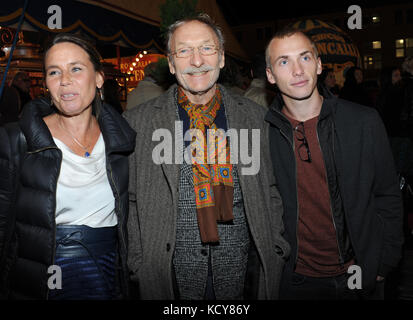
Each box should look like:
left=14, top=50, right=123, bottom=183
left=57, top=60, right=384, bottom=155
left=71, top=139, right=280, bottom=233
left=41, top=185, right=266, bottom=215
left=123, top=84, right=290, bottom=299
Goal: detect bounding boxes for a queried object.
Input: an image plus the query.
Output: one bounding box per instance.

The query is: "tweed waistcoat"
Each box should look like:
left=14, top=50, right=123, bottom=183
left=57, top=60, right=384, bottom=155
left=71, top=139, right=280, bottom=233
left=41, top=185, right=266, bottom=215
left=174, top=162, right=250, bottom=299
left=173, top=97, right=250, bottom=300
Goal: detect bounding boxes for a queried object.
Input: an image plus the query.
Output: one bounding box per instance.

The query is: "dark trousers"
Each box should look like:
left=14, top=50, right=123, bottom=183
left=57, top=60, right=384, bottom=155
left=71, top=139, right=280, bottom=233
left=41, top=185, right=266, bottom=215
left=282, top=272, right=385, bottom=300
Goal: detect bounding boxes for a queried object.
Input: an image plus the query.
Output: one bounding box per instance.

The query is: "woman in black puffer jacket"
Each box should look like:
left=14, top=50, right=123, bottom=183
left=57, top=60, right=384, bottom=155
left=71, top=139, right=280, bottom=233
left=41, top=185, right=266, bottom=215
left=0, top=33, right=136, bottom=300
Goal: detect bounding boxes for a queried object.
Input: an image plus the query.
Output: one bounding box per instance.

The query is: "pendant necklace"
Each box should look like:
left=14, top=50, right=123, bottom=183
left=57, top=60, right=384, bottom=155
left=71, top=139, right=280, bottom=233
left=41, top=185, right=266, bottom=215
left=58, top=116, right=93, bottom=157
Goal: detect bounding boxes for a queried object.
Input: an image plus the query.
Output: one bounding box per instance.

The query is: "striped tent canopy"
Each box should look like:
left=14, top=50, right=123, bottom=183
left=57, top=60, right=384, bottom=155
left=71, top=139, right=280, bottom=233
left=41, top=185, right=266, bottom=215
left=0, top=0, right=164, bottom=51
left=0, top=0, right=249, bottom=61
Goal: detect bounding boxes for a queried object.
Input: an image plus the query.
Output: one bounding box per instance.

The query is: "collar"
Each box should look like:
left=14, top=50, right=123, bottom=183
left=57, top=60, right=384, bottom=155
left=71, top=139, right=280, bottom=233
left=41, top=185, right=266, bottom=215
left=177, top=86, right=222, bottom=121
left=265, top=92, right=338, bottom=129
left=19, top=98, right=136, bottom=154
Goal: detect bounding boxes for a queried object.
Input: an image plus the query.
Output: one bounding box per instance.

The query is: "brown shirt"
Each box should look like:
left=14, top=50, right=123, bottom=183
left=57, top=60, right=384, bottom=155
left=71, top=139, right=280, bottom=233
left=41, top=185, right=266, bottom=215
left=284, top=112, right=351, bottom=277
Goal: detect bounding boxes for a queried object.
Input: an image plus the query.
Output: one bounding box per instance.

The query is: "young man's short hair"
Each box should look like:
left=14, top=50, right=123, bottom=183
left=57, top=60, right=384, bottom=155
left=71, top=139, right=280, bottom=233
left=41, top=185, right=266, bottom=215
left=265, top=24, right=319, bottom=70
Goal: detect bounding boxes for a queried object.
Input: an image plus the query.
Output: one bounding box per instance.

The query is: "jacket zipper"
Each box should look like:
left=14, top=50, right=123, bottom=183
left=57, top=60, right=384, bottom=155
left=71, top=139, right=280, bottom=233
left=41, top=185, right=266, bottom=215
left=28, top=146, right=61, bottom=300
left=316, top=126, right=344, bottom=265
left=27, top=146, right=58, bottom=155
left=106, top=157, right=127, bottom=294
left=278, top=128, right=300, bottom=267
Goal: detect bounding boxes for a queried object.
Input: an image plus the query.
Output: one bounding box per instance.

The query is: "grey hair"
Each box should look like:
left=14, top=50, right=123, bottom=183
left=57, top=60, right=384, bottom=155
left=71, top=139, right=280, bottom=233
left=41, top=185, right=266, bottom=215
left=165, top=13, right=225, bottom=55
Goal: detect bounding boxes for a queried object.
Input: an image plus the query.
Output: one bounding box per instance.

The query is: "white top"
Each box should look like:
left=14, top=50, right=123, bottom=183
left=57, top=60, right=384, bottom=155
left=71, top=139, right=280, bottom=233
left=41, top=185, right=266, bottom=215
left=53, top=134, right=117, bottom=227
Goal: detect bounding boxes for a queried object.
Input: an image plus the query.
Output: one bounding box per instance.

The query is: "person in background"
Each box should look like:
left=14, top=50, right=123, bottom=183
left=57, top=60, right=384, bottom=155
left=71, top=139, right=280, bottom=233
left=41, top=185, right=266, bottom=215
left=339, top=66, right=371, bottom=107
left=318, top=68, right=339, bottom=96
left=0, top=83, right=20, bottom=125
left=10, top=71, right=32, bottom=111
left=218, top=57, right=245, bottom=96
left=401, top=56, right=413, bottom=140
left=265, top=25, right=403, bottom=300
left=244, top=53, right=276, bottom=108
left=103, top=79, right=124, bottom=114
left=0, top=71, right=32, bottom=124
left=376, top=66, right=404, bottom=137
left=123, top=13, right=289, bottom=300
left=0, top=33, right=136, bottom=300
left=126, top=62, right=165, bottom=110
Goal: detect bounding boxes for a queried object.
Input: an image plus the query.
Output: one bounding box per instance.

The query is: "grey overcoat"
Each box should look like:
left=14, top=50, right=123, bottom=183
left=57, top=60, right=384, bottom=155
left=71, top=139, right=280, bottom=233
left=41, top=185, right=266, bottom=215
left=123, top=84, right=290, bottom=299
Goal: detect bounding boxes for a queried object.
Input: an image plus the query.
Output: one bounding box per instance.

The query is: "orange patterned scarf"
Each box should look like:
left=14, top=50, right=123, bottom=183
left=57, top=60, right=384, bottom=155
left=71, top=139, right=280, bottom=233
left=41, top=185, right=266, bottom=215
left=178, top=87, right=234, bottom=243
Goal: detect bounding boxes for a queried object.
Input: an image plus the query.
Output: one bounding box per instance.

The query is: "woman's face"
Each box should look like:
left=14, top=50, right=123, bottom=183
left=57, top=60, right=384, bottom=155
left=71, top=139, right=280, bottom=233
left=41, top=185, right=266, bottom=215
left=45, top=42, right=103, bottom=116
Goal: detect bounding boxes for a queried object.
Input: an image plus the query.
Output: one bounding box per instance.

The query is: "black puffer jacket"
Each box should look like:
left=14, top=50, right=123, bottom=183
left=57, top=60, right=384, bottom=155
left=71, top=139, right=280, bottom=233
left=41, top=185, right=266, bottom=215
left=0, top=98, right=136, bottom=299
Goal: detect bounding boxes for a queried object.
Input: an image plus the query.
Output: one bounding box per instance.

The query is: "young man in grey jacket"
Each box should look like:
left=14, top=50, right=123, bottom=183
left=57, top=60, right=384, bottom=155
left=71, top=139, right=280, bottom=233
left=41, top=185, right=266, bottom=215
left=123, top=13, right=289, bottom=300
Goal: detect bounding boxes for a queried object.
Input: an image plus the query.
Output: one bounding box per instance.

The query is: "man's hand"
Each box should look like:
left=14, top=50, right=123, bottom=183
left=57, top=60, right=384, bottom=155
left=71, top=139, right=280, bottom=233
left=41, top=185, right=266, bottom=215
left=376, top=275, right=385, bottom=282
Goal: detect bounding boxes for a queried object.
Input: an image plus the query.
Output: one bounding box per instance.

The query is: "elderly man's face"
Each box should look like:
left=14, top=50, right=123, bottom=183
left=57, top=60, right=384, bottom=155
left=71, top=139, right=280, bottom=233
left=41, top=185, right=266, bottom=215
left=168, top=20, right=225, bottom=104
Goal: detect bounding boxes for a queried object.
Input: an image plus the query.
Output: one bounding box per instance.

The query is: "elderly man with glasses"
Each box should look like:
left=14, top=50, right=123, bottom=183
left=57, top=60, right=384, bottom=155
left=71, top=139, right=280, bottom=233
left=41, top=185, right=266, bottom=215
left=123, top=14, right=289, bottom=300
left=265, top=25, right=403, bottom=300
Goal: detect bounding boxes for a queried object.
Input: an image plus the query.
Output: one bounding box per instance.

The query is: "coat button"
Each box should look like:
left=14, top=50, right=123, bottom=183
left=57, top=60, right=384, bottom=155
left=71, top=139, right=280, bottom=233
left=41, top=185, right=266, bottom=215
left=166, top=243, right=171, bottom=252
left=201, top=249, right=208, bottom=256
left=275, top=245, right=284, bottom=256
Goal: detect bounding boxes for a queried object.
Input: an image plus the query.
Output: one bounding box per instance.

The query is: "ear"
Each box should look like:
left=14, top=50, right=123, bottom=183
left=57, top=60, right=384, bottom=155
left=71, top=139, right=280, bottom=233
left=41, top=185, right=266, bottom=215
left=167, top=56, right=176, bottom=75
left=219, top=51, right=225, bottom=69
left=266, top=67, right=276, bottom=85
left=316, top=57, right=322, bottom=76
left=96, top=71, right=104, bottom=89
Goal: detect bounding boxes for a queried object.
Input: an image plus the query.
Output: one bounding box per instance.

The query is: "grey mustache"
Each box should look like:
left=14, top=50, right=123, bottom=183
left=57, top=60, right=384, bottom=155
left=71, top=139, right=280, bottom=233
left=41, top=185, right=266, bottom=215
left=182, top=66, right=214, bottom=74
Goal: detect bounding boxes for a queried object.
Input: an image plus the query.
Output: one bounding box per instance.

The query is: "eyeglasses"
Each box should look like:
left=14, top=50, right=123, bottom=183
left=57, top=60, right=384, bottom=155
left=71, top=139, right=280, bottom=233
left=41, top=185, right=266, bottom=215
left=171, top=45, right=219, bottom=58
left=294, top=122, right=312, bottom=163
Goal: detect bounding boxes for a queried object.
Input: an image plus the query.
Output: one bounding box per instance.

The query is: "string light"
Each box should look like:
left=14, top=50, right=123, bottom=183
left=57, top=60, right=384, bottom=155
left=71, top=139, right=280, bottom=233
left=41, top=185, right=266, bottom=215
left=127, top=50, right=149, bottom=78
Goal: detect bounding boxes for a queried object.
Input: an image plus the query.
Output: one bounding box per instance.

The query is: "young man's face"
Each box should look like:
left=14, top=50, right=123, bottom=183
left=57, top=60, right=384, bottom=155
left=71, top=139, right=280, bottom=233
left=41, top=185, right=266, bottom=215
left=168, top=20, right=225, bottom=103
left=266, top=33, right=322, bottom=101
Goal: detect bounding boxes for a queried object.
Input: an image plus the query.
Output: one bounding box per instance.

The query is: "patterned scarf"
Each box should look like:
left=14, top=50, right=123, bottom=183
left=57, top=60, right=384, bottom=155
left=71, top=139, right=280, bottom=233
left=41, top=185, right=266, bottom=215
left=178, top=87, right=234, bottom=243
